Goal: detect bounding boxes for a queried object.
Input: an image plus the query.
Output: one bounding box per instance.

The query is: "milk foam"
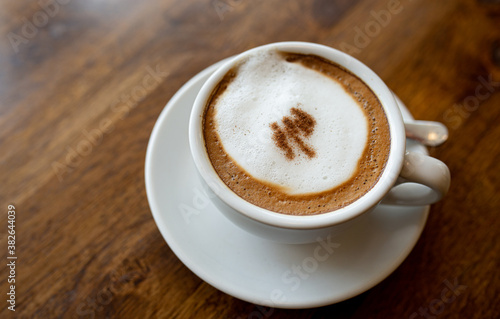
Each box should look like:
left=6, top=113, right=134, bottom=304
left=214, top=50, right=368, bottom=195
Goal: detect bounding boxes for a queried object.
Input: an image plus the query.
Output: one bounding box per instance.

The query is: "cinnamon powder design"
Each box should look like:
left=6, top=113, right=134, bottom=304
left=270, top=107, right=316, bottom=160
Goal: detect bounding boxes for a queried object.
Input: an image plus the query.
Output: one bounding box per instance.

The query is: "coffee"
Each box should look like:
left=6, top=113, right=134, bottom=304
left=202, top=49, right=390, bottom=215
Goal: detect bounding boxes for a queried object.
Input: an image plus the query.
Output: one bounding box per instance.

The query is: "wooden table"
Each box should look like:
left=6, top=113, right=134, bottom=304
left=1, top=0, right=499, bottom=318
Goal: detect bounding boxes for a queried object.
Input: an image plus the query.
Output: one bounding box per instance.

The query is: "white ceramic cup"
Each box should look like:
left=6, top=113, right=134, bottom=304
left=189, top=42, right=450, bottom=244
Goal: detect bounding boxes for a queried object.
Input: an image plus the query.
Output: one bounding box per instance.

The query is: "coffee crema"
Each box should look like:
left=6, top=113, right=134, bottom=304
left=202, top=49, right=390, bottom=215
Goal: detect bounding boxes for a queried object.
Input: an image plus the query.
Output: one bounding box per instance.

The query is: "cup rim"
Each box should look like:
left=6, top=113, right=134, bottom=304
left=189, top=41, right=405, bottom=230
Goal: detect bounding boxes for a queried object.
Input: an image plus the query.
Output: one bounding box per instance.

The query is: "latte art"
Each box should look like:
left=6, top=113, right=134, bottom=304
left=270, top=106, right=316, bottom=160
left=203, top=48, right=390, bottom=215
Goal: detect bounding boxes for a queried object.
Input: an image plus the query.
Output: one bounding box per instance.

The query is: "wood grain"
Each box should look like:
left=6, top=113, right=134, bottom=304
left=1, top=0, right=499, bottom=318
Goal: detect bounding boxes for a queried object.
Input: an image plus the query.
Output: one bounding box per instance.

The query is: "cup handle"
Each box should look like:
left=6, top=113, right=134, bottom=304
left=381, top=151, right=451, bottom=205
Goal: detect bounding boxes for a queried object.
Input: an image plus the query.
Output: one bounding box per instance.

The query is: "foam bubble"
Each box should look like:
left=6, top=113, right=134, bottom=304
left=214, top=49, right=368, bottom=195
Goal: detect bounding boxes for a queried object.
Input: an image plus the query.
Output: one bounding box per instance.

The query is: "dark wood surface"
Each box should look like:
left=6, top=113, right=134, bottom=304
left=1, top=0, right=499, bottom=318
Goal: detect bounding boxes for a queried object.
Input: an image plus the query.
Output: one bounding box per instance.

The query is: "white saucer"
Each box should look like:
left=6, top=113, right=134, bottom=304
left=145, top=60, right=429, bottom=309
